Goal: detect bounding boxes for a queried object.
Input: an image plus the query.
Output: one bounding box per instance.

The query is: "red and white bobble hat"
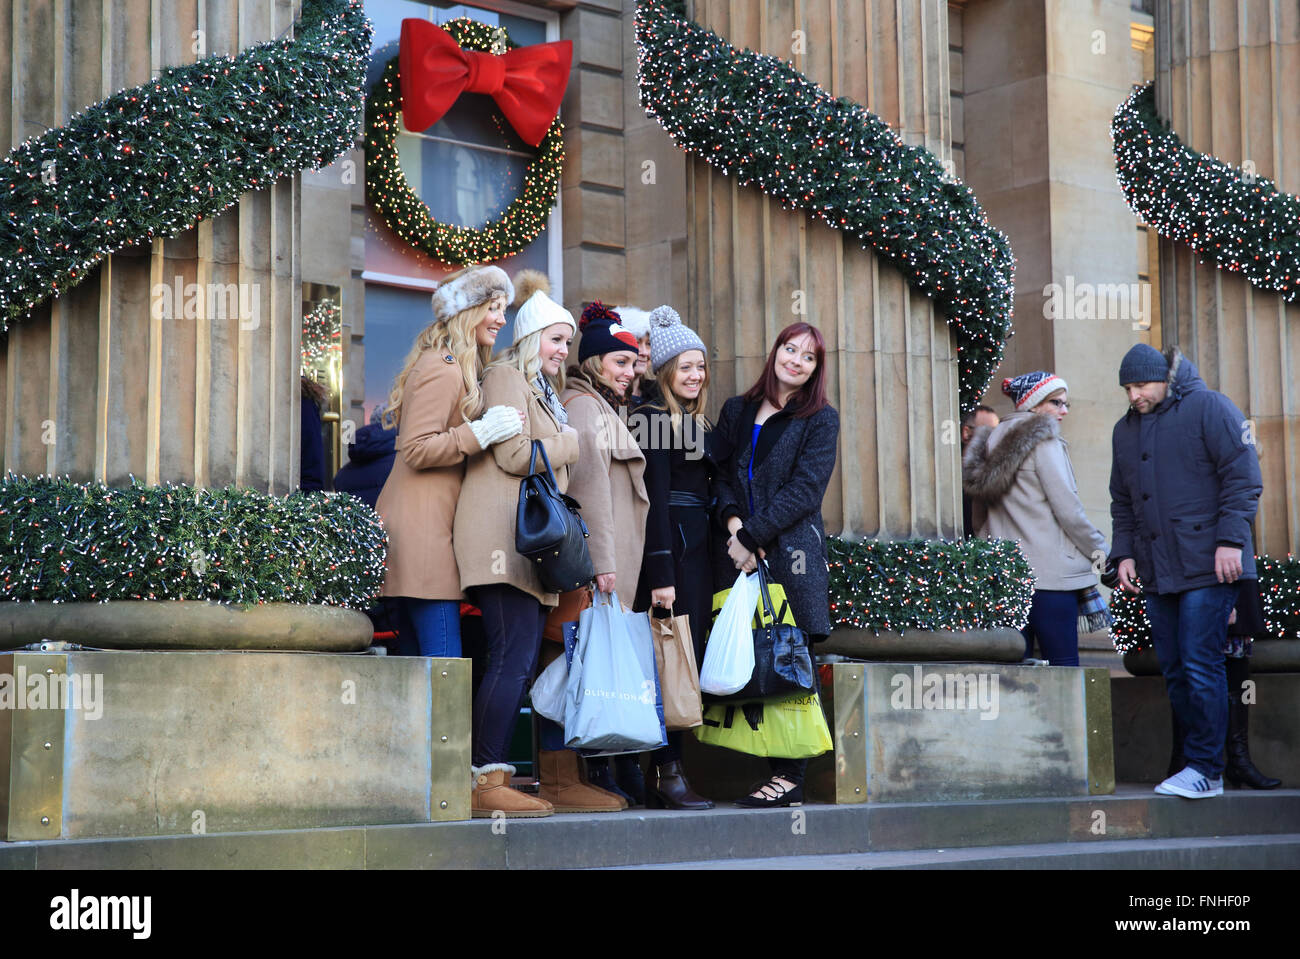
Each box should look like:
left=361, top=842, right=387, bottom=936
left=1002, top=371, right=1068, bottom=411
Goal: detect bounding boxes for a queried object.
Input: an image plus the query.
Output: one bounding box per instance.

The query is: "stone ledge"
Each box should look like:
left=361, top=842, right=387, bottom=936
left=0, top=601, right=372, bottom=652
left=821, top=627, right=1025, bottom=662
left=1123, top=641, right=1300, bottom=676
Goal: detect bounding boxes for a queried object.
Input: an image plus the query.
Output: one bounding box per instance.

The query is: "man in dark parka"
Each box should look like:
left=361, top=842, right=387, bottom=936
left=1109, top=344, right=1262, bottom=800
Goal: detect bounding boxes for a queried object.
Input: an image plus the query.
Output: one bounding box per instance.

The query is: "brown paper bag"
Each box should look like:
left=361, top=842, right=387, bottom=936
left=651, top=611, right=703, bottom=730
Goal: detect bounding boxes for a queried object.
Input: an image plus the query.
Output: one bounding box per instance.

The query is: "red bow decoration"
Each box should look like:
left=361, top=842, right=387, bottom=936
left=399, top=19, right=572, bottom=148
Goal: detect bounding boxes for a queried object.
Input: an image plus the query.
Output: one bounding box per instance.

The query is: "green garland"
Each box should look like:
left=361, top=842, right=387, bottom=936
left=1113, top=83, right=1300, bottom=302
left=0, top=0, right=370, bottom=333
left=829, top=537, right=1034, bottom=633
left=1110, top=556, right=1300, bottom=654
left=364, top=18, right=565, bottom=265
left=635, top=0, right=1015, bottom=415
left=0, top=475, right=386, bottom=609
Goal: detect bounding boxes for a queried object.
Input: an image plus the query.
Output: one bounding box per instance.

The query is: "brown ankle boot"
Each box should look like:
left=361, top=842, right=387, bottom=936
left=538, top=750, right=627, bottom=812
left=471, top=764, right=553, bottom=818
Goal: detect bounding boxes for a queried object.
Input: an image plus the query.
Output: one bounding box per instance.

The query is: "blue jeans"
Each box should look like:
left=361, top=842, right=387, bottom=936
left=468, top=584, right=547, bottom=767
left=396, top=598, right=462, bottom=658
left=1145, top=583, right=1239, bottom=779
left=1021, top=589, right=1080, bottom=666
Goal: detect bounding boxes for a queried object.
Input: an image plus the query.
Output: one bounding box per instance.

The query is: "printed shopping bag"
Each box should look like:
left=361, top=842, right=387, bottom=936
left=563, top=592, right=664, bottom=752
left=693, top=691, right=833, bottom=759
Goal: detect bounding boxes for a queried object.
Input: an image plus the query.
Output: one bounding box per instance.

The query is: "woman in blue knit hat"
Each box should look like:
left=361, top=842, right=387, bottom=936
left=962, top=371, right=1110, bottom=666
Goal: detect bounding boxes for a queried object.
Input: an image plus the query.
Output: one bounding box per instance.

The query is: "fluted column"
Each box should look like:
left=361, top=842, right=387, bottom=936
left=688, top=0, right=961, bottom=540
left=1154, top=0, right=1300, bottom=554
left=0, top=0, right=304, bottom=493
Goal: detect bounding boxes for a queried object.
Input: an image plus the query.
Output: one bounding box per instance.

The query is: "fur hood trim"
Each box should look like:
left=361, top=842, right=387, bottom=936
left=1164, top=344, right=1184, bottom=384
left=963, top=413, right=1059, bottom=501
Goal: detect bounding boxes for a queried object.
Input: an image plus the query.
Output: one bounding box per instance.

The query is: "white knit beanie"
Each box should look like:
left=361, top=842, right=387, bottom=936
left=615, top=307, right=652, bottom=339
left=513, top=291, right=576, bottom=345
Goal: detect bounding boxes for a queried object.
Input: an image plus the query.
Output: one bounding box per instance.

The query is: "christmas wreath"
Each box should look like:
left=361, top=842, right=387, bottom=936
left=364, top=18, right=565, bottom=265
left=0, top=0, right=370, bottom=333
left=1113, top=83, right=1300, bottom=302
left=635, top=0, right=1015, bottom=415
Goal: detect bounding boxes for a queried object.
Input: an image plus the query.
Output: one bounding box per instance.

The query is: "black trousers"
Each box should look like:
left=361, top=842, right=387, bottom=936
left=467, top=583, right=547, bottom=768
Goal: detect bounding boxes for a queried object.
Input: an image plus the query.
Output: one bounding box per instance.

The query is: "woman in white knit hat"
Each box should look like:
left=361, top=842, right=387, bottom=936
left=452, top=270, right=580, bottom=819
left=376, top=265, right=526, bottom=660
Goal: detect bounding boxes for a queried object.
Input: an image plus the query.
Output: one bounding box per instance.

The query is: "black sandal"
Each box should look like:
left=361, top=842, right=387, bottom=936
left=734, top=776, right=803, bottom=808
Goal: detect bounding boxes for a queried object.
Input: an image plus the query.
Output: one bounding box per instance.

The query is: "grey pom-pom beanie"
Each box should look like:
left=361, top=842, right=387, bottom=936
left=648, top=306, right=706, bottom=372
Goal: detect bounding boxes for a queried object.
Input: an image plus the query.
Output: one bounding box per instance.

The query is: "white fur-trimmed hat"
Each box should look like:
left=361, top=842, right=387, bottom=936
left=615, top=306, right=652, bottom=339
left=430, top=266, right=514, bottom=325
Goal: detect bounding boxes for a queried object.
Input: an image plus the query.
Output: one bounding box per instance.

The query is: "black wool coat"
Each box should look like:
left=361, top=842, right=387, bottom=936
left=712, top=396, right=840, bottom=638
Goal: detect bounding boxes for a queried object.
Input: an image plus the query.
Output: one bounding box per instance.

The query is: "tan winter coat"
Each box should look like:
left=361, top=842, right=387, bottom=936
left=376, top=351, right=483, bottom=600
left=559, top=373, right=650, bottom=605
left=963, top=410, right=1109, bottom=591
left=454, top=364, right=580, bottom=607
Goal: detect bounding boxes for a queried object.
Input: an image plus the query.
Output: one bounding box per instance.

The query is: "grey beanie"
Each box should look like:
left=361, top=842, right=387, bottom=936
left=648, top=305, right=706, bottom=372
left=1119, top=343, right=1168, bottom=386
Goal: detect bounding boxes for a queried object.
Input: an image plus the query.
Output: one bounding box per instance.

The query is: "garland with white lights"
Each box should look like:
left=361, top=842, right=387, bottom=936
left=828, top=537, right=1034, bottom=633
left=1113, top=83, right=1300, bottom=302
left=635, top=0, right=1015, bottom=414
left=1109, top=556, right=1300, bottom=654
left=364, top=18, right=564, bottom=266
left=0, top=475, right=386, bottom=608
left=0, top=0, right=370, bottom=333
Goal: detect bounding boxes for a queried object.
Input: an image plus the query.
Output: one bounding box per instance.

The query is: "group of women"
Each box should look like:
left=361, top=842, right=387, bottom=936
left=376, top=264, right=841, bottom=818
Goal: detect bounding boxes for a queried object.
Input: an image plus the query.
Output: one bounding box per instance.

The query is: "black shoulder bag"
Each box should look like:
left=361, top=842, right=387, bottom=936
left=515, top=440, right=595, bottom=593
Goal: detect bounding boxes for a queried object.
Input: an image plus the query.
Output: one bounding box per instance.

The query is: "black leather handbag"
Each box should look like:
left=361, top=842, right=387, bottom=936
left=714, top=560, right=815, bottom=702
left=515, top=440, right=595, bottom=593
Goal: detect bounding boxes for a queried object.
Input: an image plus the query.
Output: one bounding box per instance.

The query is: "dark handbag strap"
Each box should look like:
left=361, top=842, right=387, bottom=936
left=755, top=559, right=779, bottom=624
left=527, top=438, right=559, bottom=485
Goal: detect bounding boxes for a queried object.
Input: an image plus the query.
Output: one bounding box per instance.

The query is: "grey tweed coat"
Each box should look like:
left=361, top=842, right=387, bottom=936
left=713, top=397, right=840, bottom=638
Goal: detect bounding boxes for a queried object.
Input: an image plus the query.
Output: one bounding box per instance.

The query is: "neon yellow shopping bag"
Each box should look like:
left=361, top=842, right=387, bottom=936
left=693, top=691, right=832, bottom=759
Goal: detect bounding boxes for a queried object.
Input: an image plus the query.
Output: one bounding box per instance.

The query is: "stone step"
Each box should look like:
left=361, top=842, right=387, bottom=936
left=4, top=785, right=1297, bottom=870
left=620, top=834, right=1300, bottom=870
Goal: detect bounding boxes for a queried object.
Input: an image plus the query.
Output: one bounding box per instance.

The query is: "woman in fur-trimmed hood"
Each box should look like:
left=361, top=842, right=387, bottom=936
left=963, top=372, right=1109, bottom=666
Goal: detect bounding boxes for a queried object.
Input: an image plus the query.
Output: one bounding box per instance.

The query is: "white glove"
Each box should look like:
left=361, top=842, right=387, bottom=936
left=469, top=405, right=524, bottom=450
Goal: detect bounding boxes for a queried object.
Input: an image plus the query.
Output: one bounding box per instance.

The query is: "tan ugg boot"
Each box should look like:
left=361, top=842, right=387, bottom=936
left=471, top=764, right=554, bottom=818
left=538, top=750, right=627, bottom=813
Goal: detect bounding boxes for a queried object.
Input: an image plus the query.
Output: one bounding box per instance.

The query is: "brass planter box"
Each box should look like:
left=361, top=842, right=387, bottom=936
left=0, top=651, right=470, bottom=841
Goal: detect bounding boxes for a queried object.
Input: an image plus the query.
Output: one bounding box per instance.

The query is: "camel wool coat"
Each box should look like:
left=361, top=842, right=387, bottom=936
left=559, top=373, right=649, bottom=600
left=454, top=364, right=580, bottom=607
left=376, top=351, right=483, bottom=600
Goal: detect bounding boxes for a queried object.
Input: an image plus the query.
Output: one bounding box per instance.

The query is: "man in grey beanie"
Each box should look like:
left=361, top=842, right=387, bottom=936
left=1109, top=343, right=1262, bottom=799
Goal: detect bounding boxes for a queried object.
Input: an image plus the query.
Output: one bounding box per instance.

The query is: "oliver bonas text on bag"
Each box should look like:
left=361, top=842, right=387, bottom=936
left=582, top=680, right=656, bottom=705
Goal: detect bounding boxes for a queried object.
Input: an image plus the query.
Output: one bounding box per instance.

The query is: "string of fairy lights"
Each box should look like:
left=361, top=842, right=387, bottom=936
left=364, top=18, right=565, bottom=265
left=634, top=0, right=1015, bottom=415
left=0, top=0, right=370, bottom=333
left=828, top=538, right=1034, bottom=633
left=1113, top=83, right=1300, bottom=303
left=0, top=475, right=386, bottom=608
left=1110, top=557, right=1300, bottom=654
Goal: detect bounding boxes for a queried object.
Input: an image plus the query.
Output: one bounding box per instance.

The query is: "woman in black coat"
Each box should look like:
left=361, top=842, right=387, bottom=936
left=713, top=322, right=840, bottom=807
left=629, top=305, right=718, bottom=810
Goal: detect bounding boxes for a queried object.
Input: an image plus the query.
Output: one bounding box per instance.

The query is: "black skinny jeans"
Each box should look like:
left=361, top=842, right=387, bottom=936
left=467, top=583, right=547, bottom=768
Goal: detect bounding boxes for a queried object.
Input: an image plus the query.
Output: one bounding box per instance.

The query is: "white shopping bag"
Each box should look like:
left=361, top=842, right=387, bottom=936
left=529, top=653, right=568, bottom=724
left=699, top=571, right=759, bottom=696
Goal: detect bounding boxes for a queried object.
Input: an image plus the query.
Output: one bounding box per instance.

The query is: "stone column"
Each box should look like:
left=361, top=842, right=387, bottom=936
left=0, top=0, right=305, bottom=494
left=961, top=0, right=1152, bottom=547
left=686, top=0, right=962, bottom=539
left=1153, top=0, right=1300, bottom=554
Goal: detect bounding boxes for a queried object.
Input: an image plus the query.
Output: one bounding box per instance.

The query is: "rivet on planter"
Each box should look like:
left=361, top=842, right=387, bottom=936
left=45, top=668, right=54, bottom=676
left=440, top=736, right=448, bottom=743
left=40, top=816, right=50, bottom=826
left=854, top=787, right=861, bottom=794
left=43, top=742, right=52, bottom=750
left=442, top=671, right=448, bottom=678
left=440, top=801, right=448, bottom=809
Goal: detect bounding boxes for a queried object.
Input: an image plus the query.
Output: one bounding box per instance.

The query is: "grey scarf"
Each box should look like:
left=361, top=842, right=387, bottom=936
left=535, top=374, right=569, bottom=426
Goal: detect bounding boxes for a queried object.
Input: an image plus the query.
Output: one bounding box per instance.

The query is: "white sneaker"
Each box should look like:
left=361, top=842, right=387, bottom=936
left=1155, top=766, right=1223, bottom=798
